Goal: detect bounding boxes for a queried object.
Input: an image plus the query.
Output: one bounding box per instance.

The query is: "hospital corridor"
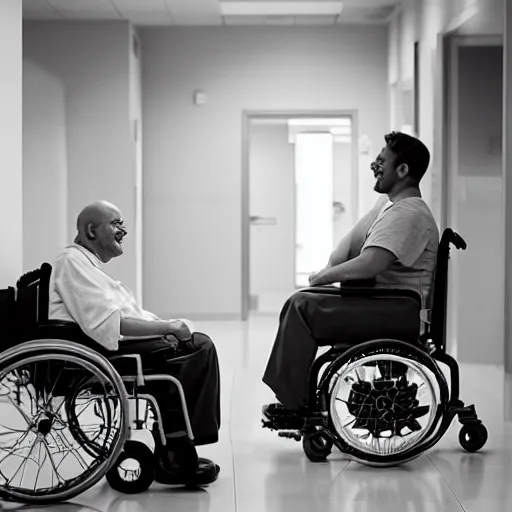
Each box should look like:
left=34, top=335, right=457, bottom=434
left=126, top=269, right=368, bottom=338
left=1, top=0, right=512, bottom=511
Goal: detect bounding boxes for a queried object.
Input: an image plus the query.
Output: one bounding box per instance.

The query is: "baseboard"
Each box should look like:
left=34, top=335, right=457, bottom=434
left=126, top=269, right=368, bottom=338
left=157, top=312, right=242, bottom=322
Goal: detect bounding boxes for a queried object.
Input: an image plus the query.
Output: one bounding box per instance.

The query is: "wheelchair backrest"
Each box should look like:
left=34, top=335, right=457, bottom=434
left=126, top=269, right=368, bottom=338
left=429, top=228, right=467, bottom=352
left=16, top=262, right=52, bottom=328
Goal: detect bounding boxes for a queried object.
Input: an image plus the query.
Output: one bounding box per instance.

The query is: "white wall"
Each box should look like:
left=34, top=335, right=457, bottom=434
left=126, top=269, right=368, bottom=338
left=140, top=26, right=389, bottom=319
left=23, top=22, right=138, bottom=292
left=389, top=0, right=504, bottom=364
left=0, top=0, right=22, bottom=288
left=23, top=60, right=68, bottom=272
left=452, top=45, right=503, bottom=364
left=389, top=0, right=503, bottom=224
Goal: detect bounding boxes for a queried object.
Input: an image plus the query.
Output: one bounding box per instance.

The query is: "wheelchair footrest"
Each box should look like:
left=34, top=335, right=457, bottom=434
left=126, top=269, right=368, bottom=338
left=277, top=430, right=302, bottom=442
left=261, top=415, right=306, bottom=431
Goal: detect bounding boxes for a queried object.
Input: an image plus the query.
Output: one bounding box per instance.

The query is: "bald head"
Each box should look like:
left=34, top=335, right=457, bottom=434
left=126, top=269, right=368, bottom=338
left=74, top=200, right=127, bottom=263
left=76, top=200, right=120, bottom=233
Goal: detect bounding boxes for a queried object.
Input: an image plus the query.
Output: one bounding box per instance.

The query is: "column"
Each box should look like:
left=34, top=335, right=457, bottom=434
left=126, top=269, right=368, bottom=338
left=0, top=0, right=23, bottom=288
left=504, top=0, right=512, bottom=419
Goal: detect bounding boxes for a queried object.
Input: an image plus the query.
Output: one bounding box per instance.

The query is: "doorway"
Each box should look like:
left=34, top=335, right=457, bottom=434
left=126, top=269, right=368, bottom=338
left=443, top=36, right=503, bottom=364
left=241, top=111, right=359, bottom=319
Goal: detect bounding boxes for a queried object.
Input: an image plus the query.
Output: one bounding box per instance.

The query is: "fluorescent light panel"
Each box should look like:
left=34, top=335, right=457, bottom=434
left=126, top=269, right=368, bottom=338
left=220, top=2, right=344, bottom=17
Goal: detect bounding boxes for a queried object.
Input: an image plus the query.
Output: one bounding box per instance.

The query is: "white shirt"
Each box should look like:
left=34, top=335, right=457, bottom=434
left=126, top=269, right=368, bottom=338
left=49, top=244, right=160, bottom=351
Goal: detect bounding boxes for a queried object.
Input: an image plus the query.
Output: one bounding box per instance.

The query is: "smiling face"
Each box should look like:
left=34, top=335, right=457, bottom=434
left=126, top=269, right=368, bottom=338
left=371, top=146, right=400, bottom=195
left=78, top=203, right=127, bottom=263
left=93, top=206, right=127, bottom=261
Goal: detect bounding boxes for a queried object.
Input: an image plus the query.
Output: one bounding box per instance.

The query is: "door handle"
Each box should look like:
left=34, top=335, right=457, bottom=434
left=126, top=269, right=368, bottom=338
left=250, top=216, right=277, bottom=225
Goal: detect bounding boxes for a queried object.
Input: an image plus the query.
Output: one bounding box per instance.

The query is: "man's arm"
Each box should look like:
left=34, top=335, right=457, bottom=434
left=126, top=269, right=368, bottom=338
left=327, top=231, right=353, bottom=268
left=309, top=247, right=397, bottom=286
left=120, top=317, right=191, bottom=341
left=324, top=199, right=384, bottom=269
left=120, top=317, right=173, bottom=337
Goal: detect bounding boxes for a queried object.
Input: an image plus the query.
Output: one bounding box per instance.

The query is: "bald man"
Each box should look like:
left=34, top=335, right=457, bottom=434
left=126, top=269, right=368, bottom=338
left=49, top=201, right=221, bottom=486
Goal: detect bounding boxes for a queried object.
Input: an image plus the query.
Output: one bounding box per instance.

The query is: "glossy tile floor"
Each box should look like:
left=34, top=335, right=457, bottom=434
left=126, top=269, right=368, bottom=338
left=2, top=315, right=511, bottom=512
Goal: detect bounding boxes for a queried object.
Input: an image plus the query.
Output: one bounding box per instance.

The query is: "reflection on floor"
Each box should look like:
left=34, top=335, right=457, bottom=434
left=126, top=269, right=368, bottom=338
left=1, top=316, right=510, bottom=512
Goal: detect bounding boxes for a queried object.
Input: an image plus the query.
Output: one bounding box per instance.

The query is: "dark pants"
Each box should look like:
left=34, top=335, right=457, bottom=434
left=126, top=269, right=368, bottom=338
left=262, top=289, right=420, bottom=410
left=116, top=333, right=221, bottom=446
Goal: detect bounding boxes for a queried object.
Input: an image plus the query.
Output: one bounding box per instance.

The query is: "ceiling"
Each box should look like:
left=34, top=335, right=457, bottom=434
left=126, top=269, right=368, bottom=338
left=23, top=0, right=402, bottom=26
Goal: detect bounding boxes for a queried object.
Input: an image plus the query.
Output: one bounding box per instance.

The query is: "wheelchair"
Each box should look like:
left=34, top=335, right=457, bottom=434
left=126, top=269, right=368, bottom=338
left=0, top=263, right=199, bottom=504
left=262, top=228, right=488, bottom=466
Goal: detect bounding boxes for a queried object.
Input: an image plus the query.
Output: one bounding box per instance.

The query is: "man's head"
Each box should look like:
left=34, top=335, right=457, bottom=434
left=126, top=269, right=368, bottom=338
left=371, top=131, right=430, bottom=197
left=74, top=201, right=127, bottom=263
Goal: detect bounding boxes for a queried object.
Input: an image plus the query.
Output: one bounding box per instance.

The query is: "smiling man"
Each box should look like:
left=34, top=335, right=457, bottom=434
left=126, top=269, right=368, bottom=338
left=262, top=132, right=440, bottom=426
left=49, top=200, right=221, bottom=486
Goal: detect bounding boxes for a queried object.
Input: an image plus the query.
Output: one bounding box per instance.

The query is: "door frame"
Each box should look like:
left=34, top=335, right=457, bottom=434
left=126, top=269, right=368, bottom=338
left=441, top=35, right=503, bottom=357
left=241, top=109, right=359, bottom=320
left=442, top=35, right=503, bottom=231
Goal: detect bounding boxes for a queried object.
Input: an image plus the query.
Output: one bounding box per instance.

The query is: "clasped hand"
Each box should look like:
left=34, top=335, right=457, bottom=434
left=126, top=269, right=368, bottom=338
left=165, top=319, right=193, bottom=342
left=308, top=270, right=323, bottom=287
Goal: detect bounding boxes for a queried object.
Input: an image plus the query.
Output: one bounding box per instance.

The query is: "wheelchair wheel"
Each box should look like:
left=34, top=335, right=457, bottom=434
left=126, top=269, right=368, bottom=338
left=0, top=339, right=130, bottom=504
left=322, top=339, right=449, bottom=467
left=459, top=424, right=488, bottom=453
left=303, top=430, right=333, bottom=462
left=106, top=440, right=155, bottom=494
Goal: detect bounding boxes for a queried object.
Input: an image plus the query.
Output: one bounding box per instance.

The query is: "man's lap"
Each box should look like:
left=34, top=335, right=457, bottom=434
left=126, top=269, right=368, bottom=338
left=285, top=289, right=421, bottom=346
left=115, top=332, right=215, bottom=373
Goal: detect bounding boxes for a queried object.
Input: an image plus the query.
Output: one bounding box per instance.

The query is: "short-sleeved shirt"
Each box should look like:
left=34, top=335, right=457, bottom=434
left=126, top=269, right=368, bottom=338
left=348, top=195, right=439, bottom=306
left=49, top=244, right=159, bottom=351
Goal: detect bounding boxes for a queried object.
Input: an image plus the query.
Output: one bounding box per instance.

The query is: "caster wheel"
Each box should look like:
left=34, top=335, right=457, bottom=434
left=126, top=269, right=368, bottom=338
left=106, top=440, right=155, bottom=494
left=459, top=423, right=488, bottom=453
left=303, top=432, right=333, bottom=462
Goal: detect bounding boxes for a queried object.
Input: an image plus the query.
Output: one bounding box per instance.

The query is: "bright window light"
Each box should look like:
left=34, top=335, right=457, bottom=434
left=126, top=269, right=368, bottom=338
left=295, top=133, right=334, bottom=288
left=288, top=118, right=351, bottom=127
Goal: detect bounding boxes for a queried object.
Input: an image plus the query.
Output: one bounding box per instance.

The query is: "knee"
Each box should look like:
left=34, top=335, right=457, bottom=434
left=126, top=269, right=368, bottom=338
left=193, top=332, right=217, bottom=353
left=279, top=291, right=314, bottom=323
left=286, top=290, right=310, bottom=310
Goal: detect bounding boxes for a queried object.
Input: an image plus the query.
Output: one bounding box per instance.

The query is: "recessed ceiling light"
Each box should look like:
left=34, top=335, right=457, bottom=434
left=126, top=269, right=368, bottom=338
left=220, top=2, right=344, bottom=17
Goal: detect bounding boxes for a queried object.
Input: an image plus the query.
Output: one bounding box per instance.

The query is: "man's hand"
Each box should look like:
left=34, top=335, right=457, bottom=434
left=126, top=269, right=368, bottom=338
left=167, top=319, right=192, bottom=342
left=308, top=270, right=321, bottom=286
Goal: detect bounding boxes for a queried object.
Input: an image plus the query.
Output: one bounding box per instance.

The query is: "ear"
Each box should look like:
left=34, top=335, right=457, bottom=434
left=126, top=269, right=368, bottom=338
left=86, top=222, right=96, bottom=239
left=396, top=163, right=410, bottom=179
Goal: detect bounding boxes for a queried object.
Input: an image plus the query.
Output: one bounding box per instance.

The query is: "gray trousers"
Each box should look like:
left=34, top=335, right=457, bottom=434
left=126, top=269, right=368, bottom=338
left=262, top=288, right=421, bottom=409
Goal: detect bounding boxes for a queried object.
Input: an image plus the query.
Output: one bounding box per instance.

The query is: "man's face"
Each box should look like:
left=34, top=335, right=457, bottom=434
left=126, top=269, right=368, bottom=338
left=94, top=208, right=127, bottom=261
left=371, top=147, right=399, bottom=194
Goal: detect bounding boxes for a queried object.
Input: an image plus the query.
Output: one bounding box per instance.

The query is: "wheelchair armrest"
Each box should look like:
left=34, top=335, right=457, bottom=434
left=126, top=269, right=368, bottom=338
left=338, top=284, right=422, bottom=307
left=109, top=354, right=144, bottom=387
left=34, top=320, right=87, bottom=339
left=302, top=280, right=376, bottom=295
left=341, top=279, right=377, bottom=288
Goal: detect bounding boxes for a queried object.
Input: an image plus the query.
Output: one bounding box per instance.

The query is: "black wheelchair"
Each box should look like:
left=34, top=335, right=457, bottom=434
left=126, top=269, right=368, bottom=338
left=0, top=264, right=199, bottom=504
left=262, top=228, right=488, bottom=466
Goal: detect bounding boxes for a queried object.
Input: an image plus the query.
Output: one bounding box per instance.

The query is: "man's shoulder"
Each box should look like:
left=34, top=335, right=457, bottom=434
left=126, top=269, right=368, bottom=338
left=53, top=245, right=95, bottom=271
left=393, top=198, right=437, bottom=224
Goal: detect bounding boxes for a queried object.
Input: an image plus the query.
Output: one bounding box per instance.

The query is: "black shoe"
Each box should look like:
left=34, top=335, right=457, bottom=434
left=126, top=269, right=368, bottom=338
left=155, top=456, right=220, bottom=486
left=262, top=403, right=307, bottom=430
